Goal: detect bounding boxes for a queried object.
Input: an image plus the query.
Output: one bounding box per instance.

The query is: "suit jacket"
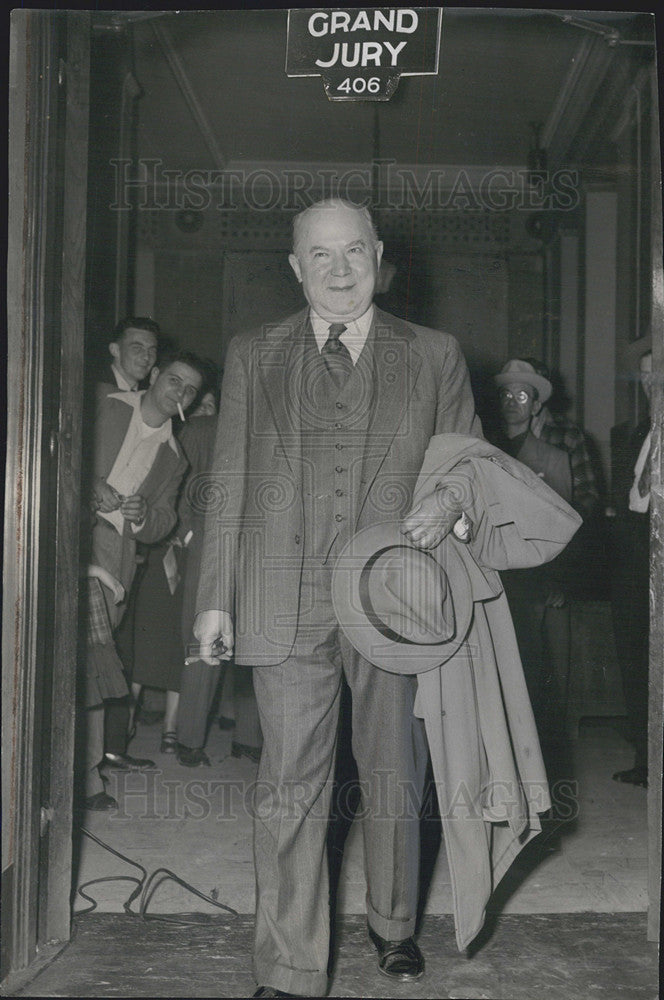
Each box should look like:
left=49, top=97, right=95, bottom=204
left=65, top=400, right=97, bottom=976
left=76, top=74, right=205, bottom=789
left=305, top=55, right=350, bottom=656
left=412, top=434, right=582, bottom=950
left=91, top=391, right=189, bottom=602
left=96, top=361, right=148, bottom=393
left=196, top=306, right=481, bottom=664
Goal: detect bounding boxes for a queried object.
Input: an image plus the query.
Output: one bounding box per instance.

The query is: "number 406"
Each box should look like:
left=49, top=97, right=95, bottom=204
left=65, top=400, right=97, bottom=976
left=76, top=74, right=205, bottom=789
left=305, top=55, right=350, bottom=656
left=336, top=77, right=381, bottom=95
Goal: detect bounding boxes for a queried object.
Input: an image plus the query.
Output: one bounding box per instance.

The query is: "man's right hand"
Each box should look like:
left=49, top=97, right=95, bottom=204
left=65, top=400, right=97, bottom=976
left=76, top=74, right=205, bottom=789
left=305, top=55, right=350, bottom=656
left=94, top=478, right=123, bottom=513
left=192, top=610, right=234, bottom=664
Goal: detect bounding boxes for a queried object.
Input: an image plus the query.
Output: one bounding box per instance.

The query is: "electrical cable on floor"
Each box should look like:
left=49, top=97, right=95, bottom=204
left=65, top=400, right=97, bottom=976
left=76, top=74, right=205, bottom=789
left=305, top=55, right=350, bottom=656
left=76, top=826, right=239, bottom=924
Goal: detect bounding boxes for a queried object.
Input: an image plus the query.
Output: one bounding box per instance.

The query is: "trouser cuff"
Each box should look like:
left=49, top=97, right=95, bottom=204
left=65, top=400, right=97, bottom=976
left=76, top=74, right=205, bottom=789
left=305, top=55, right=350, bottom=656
left=366, top=897, right=416, bottom=941
left=253, top=959, right=328, bottom=997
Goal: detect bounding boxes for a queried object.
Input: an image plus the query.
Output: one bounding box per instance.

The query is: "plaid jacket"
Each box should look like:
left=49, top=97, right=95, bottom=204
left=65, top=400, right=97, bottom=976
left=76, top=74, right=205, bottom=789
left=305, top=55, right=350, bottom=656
left=534, top=412, right=599, bottom=519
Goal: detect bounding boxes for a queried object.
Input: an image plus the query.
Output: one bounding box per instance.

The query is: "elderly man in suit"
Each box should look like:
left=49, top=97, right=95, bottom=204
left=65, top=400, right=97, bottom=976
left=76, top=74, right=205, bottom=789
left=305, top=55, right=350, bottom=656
left=83, top=351, right=204, bottom=803
left=194, top=199, right=481, bottom=998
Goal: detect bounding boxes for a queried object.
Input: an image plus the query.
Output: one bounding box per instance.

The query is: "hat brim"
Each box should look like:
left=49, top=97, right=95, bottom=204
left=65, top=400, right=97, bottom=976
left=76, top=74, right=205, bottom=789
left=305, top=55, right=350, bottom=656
left=331, top=522, right=474, bottom=674
left=494, top=371, right=552, bottom=403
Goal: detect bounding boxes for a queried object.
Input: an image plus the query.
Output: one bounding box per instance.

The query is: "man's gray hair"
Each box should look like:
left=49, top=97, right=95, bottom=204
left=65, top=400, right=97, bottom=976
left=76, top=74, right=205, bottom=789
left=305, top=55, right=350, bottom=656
left=292, top=199, right=379, bottom=255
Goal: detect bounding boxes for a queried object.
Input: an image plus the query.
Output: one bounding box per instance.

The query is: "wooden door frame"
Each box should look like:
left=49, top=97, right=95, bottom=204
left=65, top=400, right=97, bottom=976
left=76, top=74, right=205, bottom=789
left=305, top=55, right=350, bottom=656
left=646, top=60, right=663, bottom=945
left=2, top=9, right=89, bottom=987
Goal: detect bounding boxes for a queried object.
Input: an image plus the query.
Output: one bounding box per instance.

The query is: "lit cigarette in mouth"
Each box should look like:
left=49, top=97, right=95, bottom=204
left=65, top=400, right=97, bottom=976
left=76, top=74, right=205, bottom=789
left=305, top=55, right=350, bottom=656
left=177, top=402, right=186, bottom=422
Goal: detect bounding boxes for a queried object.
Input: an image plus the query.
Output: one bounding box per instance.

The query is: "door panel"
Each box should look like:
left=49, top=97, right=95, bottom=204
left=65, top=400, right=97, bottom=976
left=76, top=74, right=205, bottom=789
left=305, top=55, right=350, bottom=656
left=2, top=10, right=89, bottom=984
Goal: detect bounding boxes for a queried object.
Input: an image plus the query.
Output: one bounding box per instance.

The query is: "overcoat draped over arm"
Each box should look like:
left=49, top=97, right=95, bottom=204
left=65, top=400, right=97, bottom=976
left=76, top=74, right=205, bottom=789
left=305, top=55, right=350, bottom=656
left=411, top=434, right=582, bottom=950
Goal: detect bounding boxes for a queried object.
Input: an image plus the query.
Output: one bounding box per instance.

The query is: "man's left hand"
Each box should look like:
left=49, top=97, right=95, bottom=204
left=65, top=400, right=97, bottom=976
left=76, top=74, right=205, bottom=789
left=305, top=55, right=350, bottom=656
left=120, top=494, right=147, bottom=525
left=401, top=490, right=461, bottom=549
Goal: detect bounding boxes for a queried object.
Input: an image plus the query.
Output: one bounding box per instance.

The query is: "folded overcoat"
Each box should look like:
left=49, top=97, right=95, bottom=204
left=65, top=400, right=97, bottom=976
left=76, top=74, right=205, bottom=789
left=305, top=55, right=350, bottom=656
left=411, top=434, right=582, bottom=950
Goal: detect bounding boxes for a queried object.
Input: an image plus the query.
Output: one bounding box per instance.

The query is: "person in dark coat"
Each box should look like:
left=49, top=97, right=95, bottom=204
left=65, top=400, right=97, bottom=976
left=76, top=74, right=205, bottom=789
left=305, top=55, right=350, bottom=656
left=492, top=359, right=573, bottom=738
left=80, top=353, right=202, bottom=805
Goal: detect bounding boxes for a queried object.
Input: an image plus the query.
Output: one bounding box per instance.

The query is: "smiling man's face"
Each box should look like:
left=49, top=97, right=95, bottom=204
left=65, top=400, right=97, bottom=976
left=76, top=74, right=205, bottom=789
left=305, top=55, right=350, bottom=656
left=147, top=361, right=203, bottom=420
left=289, top=204, right=383, bottom=322
left=110, top=326, right=158, bottom=386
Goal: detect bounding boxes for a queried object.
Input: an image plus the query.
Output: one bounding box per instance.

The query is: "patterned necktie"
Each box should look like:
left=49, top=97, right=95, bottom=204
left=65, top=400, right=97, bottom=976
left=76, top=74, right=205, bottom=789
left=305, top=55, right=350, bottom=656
left=322, top=323, right=352, bottom=387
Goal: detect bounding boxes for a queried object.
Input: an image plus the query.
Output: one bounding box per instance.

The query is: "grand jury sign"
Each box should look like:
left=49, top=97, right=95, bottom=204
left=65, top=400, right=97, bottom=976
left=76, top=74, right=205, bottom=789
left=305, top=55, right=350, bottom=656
left=286, top=8, right=443, bottom=101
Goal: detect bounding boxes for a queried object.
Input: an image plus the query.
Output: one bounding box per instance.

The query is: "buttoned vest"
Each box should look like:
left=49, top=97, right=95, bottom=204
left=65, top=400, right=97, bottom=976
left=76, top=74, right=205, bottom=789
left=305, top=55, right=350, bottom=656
left=300, top=330, right=376, bottom=562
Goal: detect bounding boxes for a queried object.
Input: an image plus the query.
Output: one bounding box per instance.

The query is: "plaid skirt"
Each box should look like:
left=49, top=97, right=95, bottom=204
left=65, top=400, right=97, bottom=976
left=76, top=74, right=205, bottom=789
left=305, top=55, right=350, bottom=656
left=83, top=576, right=129, bottom=708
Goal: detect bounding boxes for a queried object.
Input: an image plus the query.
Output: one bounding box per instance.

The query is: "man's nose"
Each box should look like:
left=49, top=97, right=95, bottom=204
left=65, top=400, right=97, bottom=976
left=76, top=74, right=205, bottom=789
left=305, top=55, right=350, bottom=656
left=330, top=251, right=351, bottom=275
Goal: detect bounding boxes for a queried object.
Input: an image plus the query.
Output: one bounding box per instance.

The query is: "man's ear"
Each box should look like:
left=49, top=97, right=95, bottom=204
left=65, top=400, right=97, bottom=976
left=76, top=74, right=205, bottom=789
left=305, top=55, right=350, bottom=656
left=375, top=241, right=384, bottom=270
left=109, top=341, right=120, bottom=361
left=289, top=253, right=302, bottom=283
left=532, top=397, right=542, bottom=416
left=149, top=366, right=160, bottom=387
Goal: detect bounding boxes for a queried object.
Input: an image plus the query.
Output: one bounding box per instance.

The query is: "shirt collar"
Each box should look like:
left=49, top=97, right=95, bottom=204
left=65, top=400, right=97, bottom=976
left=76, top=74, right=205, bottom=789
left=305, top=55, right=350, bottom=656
left=309, top=305, right=374, bottom=365
left=109, top=390, right=178, bottom=453
left=112, top=364, right=137, bottom=391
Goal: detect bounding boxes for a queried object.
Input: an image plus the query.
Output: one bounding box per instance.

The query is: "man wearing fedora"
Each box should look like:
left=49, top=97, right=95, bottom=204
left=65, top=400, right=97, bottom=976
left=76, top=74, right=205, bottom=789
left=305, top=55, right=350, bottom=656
left=194, top=199, right=481, bottom=998
left=493, top=358, right=573, bottom=739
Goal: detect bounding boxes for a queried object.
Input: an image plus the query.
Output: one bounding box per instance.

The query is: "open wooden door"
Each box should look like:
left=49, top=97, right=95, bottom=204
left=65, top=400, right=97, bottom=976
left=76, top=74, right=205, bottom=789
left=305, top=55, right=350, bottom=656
left=2, top=10, right=89, bottom=989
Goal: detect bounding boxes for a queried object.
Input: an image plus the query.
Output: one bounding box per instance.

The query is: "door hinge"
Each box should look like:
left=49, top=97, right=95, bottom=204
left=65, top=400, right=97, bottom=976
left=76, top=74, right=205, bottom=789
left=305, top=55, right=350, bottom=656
left=40, top=806, right=54, bottom=837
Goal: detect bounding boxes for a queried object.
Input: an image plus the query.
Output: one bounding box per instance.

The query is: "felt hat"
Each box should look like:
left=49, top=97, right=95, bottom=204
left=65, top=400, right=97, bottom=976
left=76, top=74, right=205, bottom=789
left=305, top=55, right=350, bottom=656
left=494, top=359, right=552, bottom=403
left=331, top=521, right=474, bottom=674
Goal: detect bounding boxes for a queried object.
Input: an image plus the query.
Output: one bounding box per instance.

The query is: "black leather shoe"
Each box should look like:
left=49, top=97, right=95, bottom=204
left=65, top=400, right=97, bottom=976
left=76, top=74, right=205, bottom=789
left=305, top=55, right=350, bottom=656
left=103, top=752, right=156, bottom=771
left=84, top=792, right=118, bottom=811
left=231, top=741, right=261, bottom=763
left=368, top=925, right=425, bottom=981
left=613, top=766, right=648, bottom=788
left=252, top=988, right=296, bottom=998
left=177, top=746, right=210, bottom=767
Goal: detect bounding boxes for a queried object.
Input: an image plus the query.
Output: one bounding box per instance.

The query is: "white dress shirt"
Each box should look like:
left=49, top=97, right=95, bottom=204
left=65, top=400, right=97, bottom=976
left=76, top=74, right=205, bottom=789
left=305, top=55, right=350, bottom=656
left=310, top=305, right=374, bottom=365
left=98, top=392, right=173, bottom=534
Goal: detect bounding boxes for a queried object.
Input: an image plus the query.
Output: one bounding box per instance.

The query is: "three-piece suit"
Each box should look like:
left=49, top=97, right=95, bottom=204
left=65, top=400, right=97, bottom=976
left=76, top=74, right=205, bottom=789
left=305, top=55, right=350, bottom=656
left=195, top=306, right=481, bottom=995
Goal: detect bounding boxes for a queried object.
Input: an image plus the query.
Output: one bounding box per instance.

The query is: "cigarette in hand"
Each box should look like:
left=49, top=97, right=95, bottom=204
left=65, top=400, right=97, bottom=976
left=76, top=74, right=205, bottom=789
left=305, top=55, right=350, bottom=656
left=177, top=402, right=185, bottom=422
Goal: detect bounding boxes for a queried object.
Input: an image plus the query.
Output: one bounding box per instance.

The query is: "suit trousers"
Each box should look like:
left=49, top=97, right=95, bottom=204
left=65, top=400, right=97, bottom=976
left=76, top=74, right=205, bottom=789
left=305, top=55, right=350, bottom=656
left=251, top=567, right=428, bottom=996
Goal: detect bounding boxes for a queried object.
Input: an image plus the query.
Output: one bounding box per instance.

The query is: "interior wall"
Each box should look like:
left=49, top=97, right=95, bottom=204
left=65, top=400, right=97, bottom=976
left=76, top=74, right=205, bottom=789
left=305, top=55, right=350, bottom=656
left=85, top=29, right=138, bottom=360
left=131, top=203, right=543, bottom=419
left=613, top=68, right=654, bottom=431
left=583, top=188, right=618, bottom=484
